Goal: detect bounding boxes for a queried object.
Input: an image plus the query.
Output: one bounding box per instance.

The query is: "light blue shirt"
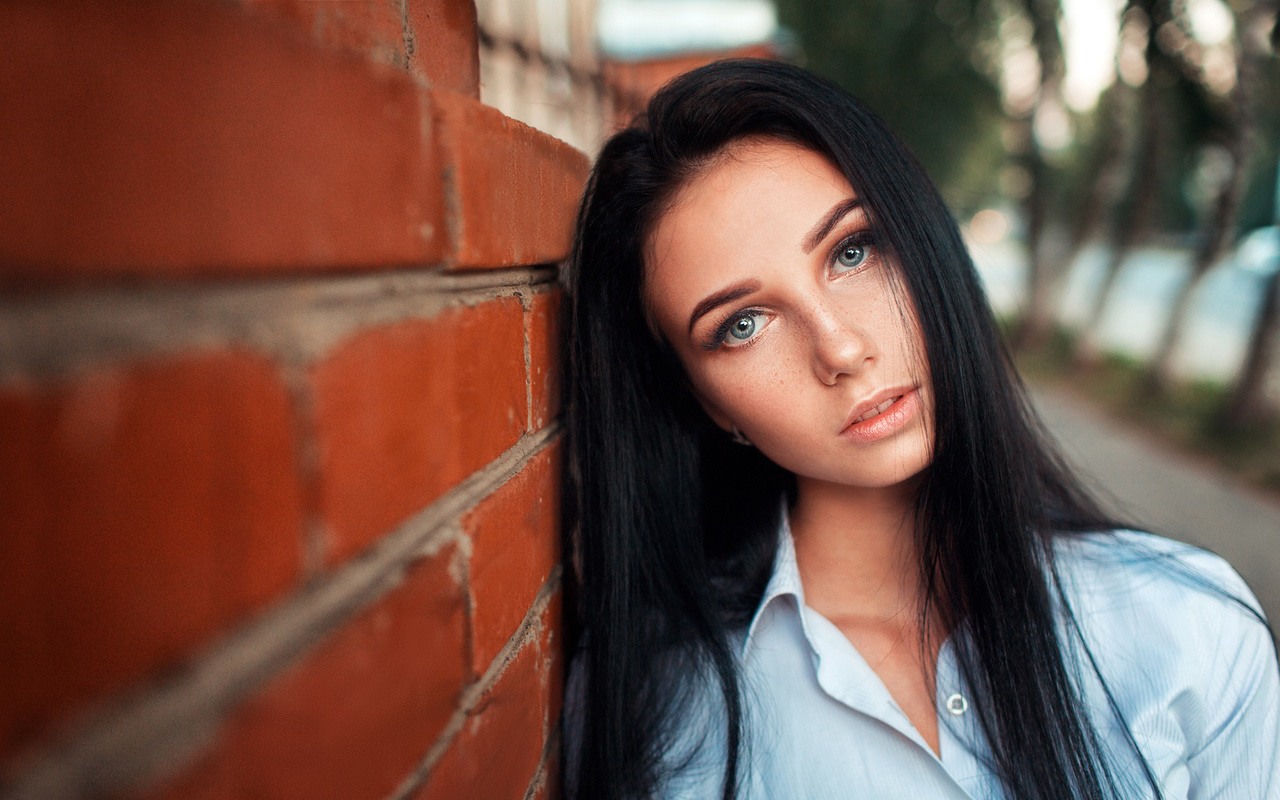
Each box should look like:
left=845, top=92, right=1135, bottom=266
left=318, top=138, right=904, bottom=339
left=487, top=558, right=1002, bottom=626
left=658, top=524, right=1280, bottom=799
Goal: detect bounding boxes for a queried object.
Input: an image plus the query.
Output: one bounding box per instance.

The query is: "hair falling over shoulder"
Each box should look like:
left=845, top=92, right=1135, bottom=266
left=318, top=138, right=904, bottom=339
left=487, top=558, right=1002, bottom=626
left=561, top=59, right=1159, bottom=800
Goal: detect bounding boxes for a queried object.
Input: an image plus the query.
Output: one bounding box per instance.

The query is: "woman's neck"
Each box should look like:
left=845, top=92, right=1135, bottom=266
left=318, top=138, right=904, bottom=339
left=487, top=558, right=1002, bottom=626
left=788, top=475, right=924, bottom=621
left=790, top=474, right=945, bottom=756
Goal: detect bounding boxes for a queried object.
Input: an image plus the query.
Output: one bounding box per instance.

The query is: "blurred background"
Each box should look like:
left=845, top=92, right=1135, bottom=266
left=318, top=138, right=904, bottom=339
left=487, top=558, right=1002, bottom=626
left=477, top=0, right=1280, bottom=620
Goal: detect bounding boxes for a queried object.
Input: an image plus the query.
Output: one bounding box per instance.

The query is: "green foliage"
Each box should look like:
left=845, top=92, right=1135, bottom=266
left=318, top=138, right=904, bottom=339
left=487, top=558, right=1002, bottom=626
left=773, top=0, right=1006, bottom=212
left=1238, top=56, right=1280, bottom=232
left=1237, top=142, right=1279, bottom=232
left=774, top=0, right=1280, bottom=236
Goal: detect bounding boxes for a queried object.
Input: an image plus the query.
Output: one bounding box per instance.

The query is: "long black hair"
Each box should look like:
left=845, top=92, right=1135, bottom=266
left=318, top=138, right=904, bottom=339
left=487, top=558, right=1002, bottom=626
left=562, top=59, right=1154, bottom=800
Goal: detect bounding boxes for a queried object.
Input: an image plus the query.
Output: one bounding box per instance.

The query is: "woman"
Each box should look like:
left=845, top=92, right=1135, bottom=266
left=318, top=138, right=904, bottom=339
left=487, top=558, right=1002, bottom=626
left=561, top=59, right=1278, bottom=799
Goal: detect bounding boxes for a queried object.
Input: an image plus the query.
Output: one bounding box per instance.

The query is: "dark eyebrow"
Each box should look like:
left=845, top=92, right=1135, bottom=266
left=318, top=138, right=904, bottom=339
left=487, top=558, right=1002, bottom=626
left=687, top=280, right=762, bottom=336
left=802, top=197, right=862, bottom=254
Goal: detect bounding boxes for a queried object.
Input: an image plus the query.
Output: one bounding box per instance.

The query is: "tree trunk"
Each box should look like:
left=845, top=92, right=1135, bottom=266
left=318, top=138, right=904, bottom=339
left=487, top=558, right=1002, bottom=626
left=1218, top=2, right=1280, bottom=430
left=1141, top=144, right=1246, bottom=396
left=1074, top=245, right=1128, bottom=365
left=1065, top=82, right=1133, bottom=260
left=1015, top=126, right=1056, bottom=350
left=1223, top=257, right=1280, bottom=427
left=1011, top=0, right=1064, bottom=352
left=1141, top=2, right=1264, bottom=397
left=1074, top=25, right=1165, bottom=368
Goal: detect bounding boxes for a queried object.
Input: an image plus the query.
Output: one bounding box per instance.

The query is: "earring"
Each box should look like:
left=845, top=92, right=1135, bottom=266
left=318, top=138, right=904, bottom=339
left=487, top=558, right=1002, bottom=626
left=730, top=425, right=753, bottom=447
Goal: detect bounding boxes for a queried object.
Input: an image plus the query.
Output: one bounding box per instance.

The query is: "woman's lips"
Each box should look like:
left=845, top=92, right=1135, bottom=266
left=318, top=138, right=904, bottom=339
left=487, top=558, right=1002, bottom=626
left=853, top=395, right=898, bottom=423
left=841, top=387, right=920, bottom=443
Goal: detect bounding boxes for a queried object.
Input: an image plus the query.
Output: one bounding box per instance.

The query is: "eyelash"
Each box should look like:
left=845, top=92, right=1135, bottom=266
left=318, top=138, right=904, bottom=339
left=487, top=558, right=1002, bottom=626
left=703, top=308, right=768, bottom=351
left=830, top=229, right=879, bottom=274
left=699, top=227, right=881, bottom=352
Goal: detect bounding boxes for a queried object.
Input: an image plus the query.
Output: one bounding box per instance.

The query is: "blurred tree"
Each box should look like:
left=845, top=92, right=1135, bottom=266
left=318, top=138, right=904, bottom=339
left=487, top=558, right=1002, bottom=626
left=1062, top=80, right=1136, bottom=261
left=1224, top=10, right=1280, bottom=427
left=1074, top=0, right=1177, bottom=367
left=1010, top=0, right=1068, bottom=351
left=1140, top=1, right=1271, bottom=397
left=1226, top=237, right=1280, bottom=425
left=772, top=0, right=1006, bottom=210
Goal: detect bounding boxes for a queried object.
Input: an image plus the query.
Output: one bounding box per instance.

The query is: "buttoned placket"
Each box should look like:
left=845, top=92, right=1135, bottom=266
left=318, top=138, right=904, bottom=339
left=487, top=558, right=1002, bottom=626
left=933, top=635, right=998, bottom=798
left=745, top=525, right=987, bottom=799
left=800, top=603, right=986, bottom=798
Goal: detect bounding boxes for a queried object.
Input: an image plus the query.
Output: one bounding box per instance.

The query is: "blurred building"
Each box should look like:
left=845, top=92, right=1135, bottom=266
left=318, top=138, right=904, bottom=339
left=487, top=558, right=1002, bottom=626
left=475, top=0, right=787, bottom=154
left=598, top=0, right=786, bottom=127
left=476, top=0, right=606, bottom=154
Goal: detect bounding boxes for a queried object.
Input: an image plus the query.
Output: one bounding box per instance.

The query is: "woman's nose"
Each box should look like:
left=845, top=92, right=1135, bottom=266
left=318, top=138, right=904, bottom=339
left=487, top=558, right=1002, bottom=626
left=809, top=302, right=872, bottom=385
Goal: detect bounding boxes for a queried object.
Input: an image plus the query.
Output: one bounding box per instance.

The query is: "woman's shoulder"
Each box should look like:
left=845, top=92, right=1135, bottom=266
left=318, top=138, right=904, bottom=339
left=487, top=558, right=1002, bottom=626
left=1051, top=528, right=1274, bottom=705
left=1053, top=530, right=1280, bottom=789
left=1052, top=528, right=1263, bottom=619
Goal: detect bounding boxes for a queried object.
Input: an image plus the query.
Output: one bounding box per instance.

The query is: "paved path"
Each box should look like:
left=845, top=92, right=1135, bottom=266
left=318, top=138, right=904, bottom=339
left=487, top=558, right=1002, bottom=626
left=1031, top=385, right=1280, bottom=624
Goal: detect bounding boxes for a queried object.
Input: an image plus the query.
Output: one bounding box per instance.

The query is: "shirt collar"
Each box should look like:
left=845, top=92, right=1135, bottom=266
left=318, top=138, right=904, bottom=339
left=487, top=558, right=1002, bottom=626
left=742, top=510, right=806, bottom=655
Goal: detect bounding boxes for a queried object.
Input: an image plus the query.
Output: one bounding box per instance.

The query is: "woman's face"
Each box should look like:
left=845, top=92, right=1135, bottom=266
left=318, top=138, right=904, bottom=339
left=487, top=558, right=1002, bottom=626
left=644, top=138, right=934, bottom=492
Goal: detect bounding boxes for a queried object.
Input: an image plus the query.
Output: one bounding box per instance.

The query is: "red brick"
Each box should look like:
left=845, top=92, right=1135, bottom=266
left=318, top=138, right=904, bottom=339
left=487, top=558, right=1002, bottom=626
left=416, top=641, right=544, bottom=800
left=433, top=92, right=590, bottom=269
left=0, top=352, right=303, bottom=763
left=528, top=290, right=562, bottom=430
left=0, top=2, right=444, bottom=280
left=241, top=0, right=479, bottom=95
left=532, top=758, right=562, bottom=800
left=133, top=544, right=468, bottom=800
left=312, top=298, right=526, bottom=566
left=528, top=593, right=564, bottom=800
left=126, top=751, right=234, bottom=800
left=245, top=0, right=409, bottom=69
left=406, top=0, right=480, bottom=96
left=539, top=590, right=565, bottom=731
left=464, top=445, right=560, bottom=674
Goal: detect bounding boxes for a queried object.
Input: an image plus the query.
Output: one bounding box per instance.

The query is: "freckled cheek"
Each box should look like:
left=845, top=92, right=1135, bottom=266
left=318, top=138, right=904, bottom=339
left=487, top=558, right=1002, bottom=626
left=694, top=354, right=810, bottom=428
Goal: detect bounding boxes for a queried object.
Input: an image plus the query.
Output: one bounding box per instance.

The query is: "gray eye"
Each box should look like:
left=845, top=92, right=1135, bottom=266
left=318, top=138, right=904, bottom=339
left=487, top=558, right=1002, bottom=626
left=719, top=311, right=767, bottom=347
left=729, top=315, right=756, bottom=340
left=836, top=242, right=867, bottom=271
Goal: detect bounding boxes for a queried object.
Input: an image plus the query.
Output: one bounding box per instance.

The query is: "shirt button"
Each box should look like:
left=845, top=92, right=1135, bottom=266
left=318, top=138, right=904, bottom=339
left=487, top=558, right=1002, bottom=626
left=945, top=693, right=968, bottom=716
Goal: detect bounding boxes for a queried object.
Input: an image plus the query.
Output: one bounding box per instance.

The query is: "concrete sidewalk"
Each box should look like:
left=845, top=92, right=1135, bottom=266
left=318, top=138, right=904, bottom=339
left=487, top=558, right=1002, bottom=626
left=1031, top=385, right=1280, bottom=625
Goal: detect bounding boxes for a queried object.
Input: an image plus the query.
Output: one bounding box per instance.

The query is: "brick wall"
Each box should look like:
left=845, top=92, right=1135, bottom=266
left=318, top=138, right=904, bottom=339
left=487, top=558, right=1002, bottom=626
left=0, top=2, right=585, bottom=798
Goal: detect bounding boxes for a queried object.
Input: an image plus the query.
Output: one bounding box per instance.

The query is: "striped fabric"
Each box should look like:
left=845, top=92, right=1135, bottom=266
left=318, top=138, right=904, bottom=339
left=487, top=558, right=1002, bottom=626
left=657, top=524, right=1280, bottom=799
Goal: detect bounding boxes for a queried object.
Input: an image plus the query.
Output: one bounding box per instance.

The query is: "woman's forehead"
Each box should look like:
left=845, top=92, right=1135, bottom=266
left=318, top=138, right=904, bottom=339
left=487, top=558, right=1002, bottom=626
left=646, top=141, right=853, bottom=270
left=678, top=138, right=849, bottom=205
